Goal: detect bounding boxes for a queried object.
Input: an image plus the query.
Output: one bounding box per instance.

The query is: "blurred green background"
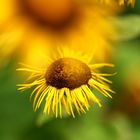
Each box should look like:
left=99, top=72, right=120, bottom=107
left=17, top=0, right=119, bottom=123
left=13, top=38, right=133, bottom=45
left=0, top=2, right=140, bottom=140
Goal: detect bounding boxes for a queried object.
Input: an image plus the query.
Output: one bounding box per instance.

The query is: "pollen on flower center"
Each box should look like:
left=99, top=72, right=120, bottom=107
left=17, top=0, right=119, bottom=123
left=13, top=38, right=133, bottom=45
left=24, top=0, right=76, bottom=27
left=45, top=58, right=92, bottom=89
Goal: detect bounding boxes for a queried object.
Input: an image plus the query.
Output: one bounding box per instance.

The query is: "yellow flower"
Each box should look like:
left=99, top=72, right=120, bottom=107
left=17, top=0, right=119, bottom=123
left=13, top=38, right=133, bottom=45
left=17, top=47, right=115, bottom=118
left=118, top=0, right=135, bottom=6
left=99, top=0, right=135, bottom=6
left=0, top=0, right=116, bottom=65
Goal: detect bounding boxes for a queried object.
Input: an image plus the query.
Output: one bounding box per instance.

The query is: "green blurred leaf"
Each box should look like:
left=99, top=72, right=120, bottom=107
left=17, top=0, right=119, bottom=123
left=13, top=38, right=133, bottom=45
left=112, top=15, right=140, bottom=41
left=110, top=114, right=133, bottom=140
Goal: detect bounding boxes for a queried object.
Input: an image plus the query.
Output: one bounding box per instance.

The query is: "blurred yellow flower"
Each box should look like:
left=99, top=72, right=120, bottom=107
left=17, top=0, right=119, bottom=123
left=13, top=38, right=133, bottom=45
left=17, top=47, right=115, bottom=118
left=118, top=0, right=135, bottom=6
left=0, top=0, right=116, bottom=66
left=99, top=0, right=135, bottom=6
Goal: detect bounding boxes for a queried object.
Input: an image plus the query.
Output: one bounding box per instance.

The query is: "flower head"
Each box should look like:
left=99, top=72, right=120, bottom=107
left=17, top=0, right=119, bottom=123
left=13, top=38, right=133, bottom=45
left=0, top=0, right=116, bottom=66
left=17, top=48, right=115, bottom=118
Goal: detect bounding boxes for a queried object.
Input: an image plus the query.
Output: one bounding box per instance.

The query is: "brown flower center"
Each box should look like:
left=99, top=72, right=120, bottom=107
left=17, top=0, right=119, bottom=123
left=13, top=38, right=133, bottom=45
left=24, top=0, right=76, bottom=27
left=45, top=58, right=92, bottom=90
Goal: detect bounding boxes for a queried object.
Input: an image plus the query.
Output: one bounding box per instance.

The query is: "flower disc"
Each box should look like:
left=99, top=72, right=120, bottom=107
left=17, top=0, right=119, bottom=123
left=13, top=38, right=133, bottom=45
left=25, top=0, right=75, bottom=26
left=45, top=58, right=92, bottom=89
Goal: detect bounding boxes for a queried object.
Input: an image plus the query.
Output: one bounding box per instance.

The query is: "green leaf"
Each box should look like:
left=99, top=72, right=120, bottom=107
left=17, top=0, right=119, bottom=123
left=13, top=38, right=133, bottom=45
left=112, top=15, right=140, bottom=41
